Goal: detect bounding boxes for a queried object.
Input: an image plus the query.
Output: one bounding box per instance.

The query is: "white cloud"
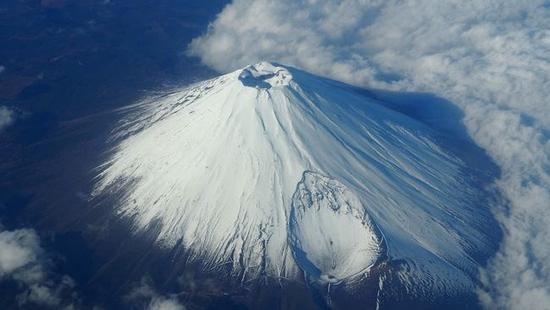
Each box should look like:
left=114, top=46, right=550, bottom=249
left=189, top=0, right=550, bottom=309
left=0, top=106, right=15, bottom=131
left=0, top=226, right=77, bottom=308
left=126, top=279, right=185, bottom=310
left=0, top=228, right=42, bottom=277
left=148, top=298, right=185, bottom=310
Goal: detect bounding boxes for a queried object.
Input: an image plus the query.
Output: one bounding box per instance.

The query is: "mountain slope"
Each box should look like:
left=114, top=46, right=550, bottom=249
left=93, top=62, right=498, bottom=300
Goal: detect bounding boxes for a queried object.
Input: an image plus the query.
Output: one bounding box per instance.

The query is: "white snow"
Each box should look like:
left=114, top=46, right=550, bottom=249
left=238, top=62, right=293, bottom=88
left=94, top=62, right=497, bottom=296
left=289, top=171, right=384, bottom=283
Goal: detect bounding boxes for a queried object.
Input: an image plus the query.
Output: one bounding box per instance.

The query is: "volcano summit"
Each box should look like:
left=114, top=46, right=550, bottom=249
left=94, top=62, right=499, bottom=306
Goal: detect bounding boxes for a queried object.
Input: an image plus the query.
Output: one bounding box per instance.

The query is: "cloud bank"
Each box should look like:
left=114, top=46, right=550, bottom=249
left=189, top=0, right=550, bottom=308
left=0, top=225, right=78, bottom=308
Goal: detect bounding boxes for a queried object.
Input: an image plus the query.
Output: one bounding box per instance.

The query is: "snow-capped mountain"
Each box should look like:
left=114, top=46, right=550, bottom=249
left=93, top=62, right=498, bottom=301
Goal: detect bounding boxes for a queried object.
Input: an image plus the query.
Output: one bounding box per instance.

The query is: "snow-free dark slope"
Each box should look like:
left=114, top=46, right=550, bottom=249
left=94, top=62, right=498, bottom=302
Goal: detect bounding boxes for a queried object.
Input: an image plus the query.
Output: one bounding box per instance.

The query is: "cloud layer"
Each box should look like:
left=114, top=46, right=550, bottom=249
left=189, top=0, right=550, bottom=308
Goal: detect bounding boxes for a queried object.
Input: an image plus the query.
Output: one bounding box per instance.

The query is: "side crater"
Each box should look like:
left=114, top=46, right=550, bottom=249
left=288, top=171, right=386, bottom=284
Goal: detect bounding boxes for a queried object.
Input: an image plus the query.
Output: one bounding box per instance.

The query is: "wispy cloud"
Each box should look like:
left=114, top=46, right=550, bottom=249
left=126, top=278, right=185, bottom=310
left=0, top=106, right=14, bottom=131
left=189, top=0, right=550, bottom=308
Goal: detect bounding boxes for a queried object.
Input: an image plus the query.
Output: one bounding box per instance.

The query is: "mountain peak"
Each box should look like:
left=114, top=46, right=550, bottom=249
left=93, top=64, right=497, bottom=296
left=238, top=61, right=293, bottom=88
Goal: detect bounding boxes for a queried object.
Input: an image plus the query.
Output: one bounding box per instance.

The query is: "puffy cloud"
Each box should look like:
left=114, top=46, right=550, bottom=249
left=0, top=106, right=14, bottom=131
left=126, top=279, right=185, bottom=310
left=189, top=0, right=550, bottom=308
left=0, top=225, right=77, bottom=308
